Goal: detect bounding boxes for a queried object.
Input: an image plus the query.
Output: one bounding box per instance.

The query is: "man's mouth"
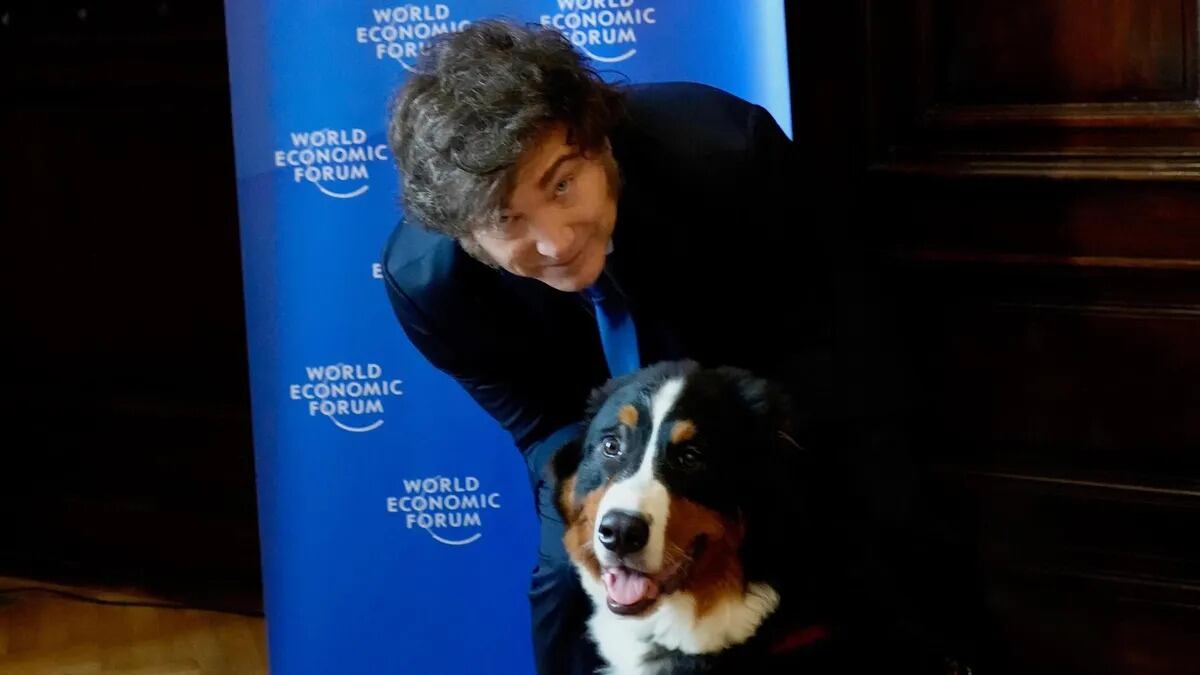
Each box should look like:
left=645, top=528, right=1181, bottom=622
left=549, top=246, right=585, bottom=269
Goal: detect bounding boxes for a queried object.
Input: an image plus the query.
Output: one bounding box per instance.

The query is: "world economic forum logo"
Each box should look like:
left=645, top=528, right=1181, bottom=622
left=273, top=128, right=390, bottom=199
left=541, top=0, right=658, bottom=63
left=388, top=475, right=502, bottom=546
left=357, top=4, right=470, bottom=72
left=288, top=363, right=404, bottom=432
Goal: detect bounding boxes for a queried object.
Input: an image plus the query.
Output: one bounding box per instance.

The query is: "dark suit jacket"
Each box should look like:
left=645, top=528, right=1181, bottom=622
left=381, top=82, right=833, bottom=473
left=379, top=85, right=998, bottom=669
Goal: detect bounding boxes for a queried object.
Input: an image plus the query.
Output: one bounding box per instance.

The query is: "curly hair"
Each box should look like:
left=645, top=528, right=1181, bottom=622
left=387, top=19, right=626, bottom=240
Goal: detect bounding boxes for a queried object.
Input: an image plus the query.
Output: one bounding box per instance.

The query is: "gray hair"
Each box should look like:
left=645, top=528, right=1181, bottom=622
left=387, top=19, right=625, bottom=238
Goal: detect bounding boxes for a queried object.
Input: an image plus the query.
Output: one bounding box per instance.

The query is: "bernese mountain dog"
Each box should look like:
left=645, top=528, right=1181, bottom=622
left=549, top=360, right=951, bottom=674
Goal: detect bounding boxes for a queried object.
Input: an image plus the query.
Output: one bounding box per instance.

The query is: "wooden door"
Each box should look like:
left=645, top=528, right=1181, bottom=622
left=787, top=2, right=1200, bottom=673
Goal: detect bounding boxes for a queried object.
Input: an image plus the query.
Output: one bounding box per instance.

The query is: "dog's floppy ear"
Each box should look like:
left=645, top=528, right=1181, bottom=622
left=714, top=365, right=802, bottom=452
left=550, top=437, right=583, bottom=484
left=548, top=438, right=584, bottom=521
left=717, top=367, right=818, bottom=563
left=584, top=370, right=640, bottom=419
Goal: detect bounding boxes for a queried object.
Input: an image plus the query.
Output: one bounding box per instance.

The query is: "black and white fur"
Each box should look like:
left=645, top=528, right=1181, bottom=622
left=550, top=361, right=853, bottom=674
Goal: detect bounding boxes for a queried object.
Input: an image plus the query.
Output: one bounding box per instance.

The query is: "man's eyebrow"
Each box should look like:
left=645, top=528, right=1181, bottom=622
left=536, top=151, right=583, bottom=189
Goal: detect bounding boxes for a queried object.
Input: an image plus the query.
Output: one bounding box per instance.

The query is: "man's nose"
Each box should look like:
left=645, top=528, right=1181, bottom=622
left=531, top=218, right=576, bottom=260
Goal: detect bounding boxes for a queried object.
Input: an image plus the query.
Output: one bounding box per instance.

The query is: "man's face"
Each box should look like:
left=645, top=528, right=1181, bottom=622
left=467, top=123, right=618, bottom=292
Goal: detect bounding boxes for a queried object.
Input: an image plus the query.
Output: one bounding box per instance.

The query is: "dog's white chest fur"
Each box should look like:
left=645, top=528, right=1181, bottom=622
left=580, top=575, right=781, bottom=675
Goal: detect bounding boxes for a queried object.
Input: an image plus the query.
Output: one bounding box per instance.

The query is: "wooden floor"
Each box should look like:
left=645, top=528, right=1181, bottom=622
left=0, top=576, right=267, bottom=675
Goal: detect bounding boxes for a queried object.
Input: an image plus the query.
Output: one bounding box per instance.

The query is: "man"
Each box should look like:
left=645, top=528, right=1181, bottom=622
left=381, top=19, right=956, bottom=675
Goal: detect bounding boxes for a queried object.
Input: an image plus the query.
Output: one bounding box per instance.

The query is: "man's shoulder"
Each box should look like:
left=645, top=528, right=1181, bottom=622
left=380, top=219, right=473, bottom=305
left=624, top=81, right=757, bottom=118
left=619, top=82, right=764, bottom=157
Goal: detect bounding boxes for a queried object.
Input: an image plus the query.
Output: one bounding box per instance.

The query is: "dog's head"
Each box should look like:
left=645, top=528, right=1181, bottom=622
left=551, top=360, right=808, bottom=619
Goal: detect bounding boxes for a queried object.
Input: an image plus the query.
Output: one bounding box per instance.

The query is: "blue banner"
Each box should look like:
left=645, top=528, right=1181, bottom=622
left=223, top=2, right=790, bottom=673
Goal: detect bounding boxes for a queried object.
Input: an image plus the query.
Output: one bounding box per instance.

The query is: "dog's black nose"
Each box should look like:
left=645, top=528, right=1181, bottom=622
left=597, top=510, right=650, bottom=556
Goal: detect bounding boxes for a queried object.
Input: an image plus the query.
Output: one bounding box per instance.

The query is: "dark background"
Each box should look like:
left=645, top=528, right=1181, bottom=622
left=2, top=2, right=259, bottom=610
left=3, top=2, right=1198, bottom=673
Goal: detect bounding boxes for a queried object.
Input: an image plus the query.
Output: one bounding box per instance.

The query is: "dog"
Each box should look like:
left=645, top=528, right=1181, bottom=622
left=549, top=360, right=859, bottom=674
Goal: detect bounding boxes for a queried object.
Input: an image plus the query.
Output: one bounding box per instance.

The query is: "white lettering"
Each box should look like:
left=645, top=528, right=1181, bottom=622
left=541, top=5, right=655, bottom=41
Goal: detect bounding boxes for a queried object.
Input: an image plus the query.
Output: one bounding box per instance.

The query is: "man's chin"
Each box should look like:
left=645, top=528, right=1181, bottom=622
left=547, top=275, right=598, bottom=293
left=542, top=257, right=604, bottom=292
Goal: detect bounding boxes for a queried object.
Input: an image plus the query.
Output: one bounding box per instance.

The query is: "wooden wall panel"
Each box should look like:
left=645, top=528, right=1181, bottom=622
left=843, top=0, right=1200, bottom=671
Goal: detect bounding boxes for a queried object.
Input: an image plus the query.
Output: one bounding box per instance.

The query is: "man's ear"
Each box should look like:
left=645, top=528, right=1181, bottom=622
left=456, top=234, right=501, bottom=269
left=549, top=438, right=584, bottom=521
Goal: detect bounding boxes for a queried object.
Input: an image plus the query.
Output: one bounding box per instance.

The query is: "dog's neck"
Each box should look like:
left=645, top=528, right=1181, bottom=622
left=581, top=575, right=781, bottom=675
left=644, top=582, right=781, bottom=654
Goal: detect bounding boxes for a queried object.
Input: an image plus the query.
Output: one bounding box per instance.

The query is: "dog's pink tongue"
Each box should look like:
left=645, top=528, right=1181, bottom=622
left=602, top=568, right=658, bottom=606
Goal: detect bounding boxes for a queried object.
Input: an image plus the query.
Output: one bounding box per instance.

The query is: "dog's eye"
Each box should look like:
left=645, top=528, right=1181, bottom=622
left=676, top=445, right=703, bottom=469
left=600, top=435, right=622, bottom=458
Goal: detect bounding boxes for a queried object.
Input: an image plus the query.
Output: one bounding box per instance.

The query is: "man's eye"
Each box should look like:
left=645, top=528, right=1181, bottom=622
left=554, top=176, right=573, bottom=196
left=486, top=214, right=520, bottom=237
left=600, top=435, right=622, bottom=458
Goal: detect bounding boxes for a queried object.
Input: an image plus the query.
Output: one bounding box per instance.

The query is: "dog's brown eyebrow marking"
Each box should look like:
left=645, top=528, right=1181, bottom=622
left=671, top=420, right=696, bottom=444
left=618, top=404, right=639, bottom=427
